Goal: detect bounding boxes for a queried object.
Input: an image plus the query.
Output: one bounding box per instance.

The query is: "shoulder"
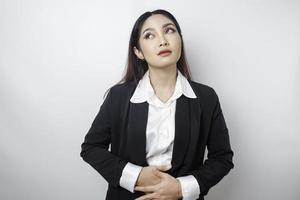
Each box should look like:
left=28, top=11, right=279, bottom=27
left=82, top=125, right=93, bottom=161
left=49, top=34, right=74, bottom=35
left=188, top=80, right=224, bottom=114
left=188, top=80, right=219, bottom=102
left=105, top=80, right=137, bottom=101
left=111, top=80, right=136, bottom=93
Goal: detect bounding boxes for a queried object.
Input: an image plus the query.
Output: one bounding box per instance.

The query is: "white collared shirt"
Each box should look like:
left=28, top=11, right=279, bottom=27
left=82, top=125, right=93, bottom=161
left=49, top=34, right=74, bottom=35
left=119, top=69, right=200, bottom=200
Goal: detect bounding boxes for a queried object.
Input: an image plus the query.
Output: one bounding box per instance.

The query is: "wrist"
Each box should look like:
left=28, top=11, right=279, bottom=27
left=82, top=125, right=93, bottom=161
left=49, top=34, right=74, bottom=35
left=176, top=179, right=183, bottom=198
left=136, top=167, right=144, bottom=186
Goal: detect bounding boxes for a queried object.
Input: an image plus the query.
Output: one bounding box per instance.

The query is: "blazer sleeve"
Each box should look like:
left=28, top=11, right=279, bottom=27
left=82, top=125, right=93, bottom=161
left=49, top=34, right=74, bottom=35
left=80, top=88, right=127, bottom=187
left=189, top=89, right=234, bottom=196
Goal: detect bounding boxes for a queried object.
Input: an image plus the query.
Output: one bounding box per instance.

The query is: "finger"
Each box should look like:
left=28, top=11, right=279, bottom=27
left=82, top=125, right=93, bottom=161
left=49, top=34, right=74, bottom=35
left=134, top=185, right=156, bottom=193
left=153, top=169, right=165, bottom=178
left=135, top=192, right=156, bottom=200
left=155, top=164, right=171, bottom=171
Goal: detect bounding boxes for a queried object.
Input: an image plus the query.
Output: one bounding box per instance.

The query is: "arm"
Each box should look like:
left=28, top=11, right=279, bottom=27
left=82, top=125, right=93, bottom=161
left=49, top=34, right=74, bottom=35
left=80, top=88, right=127, bottom=187
left=189, top=89, right=234, bottom=196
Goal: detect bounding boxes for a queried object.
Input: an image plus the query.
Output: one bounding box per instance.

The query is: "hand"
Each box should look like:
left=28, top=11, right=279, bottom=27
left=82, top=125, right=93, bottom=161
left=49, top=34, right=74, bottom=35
left=136, top=165, right=171, bottom=188
left=134, top=169, right=182, bottom=200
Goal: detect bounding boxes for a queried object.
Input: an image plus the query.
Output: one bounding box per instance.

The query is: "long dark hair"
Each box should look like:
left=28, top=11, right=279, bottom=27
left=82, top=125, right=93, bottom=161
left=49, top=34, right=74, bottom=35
left=104, top=9, right=193, bottom=98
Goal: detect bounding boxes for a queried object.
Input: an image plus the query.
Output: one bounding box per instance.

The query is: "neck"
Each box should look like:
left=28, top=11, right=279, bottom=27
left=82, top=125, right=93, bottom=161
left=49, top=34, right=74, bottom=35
left=148, top=65, right=178, bottom=93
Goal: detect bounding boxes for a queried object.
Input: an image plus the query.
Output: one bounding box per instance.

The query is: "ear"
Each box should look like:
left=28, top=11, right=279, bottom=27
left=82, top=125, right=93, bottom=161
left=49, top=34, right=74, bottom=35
left=133, top=46, right=145, bottom=60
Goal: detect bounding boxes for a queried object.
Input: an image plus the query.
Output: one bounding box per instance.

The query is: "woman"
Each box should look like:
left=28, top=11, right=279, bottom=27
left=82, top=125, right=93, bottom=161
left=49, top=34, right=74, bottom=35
left=80, top=9, right=234, bottom=200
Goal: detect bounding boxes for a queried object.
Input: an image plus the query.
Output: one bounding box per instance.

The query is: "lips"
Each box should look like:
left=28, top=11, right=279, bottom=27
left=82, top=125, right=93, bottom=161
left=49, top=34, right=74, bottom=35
left=158, top=49, right=172, bottom=55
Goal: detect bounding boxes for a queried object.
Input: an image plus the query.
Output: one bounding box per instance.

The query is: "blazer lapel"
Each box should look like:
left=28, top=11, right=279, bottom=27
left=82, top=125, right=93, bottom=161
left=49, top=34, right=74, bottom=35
left=169, top=95, right=191, bottom=173
left=169, top=94, right=202, bottom=175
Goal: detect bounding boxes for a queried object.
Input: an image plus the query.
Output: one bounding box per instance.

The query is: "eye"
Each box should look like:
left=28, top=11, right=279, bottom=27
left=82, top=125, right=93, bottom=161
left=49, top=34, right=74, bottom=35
left=144, top=33, right=154, bottom=39
left=165, top=27, right=176, bottom=33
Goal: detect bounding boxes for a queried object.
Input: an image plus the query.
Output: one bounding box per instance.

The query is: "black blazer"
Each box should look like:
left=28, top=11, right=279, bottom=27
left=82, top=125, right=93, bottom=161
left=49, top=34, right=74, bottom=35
left=80, top=80, right=234, bottom=200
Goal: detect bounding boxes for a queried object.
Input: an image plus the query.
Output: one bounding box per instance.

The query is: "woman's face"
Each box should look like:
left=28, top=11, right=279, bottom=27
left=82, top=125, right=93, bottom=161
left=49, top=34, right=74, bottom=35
left=134, top=14, right=182, bottom=69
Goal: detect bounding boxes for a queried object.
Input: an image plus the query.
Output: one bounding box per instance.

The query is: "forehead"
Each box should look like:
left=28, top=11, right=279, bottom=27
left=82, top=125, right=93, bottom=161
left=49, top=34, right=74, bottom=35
left=141, top=14, right=175, bottom=31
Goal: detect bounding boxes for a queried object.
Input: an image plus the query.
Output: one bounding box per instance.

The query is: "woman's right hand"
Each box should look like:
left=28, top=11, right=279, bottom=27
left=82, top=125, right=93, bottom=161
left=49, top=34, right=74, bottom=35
left=136, top=165, right=171, bottom=187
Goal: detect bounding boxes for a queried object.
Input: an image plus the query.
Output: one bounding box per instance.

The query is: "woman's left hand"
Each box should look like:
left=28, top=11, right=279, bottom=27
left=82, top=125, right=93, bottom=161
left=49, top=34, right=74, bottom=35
left=134, top=169, right=182, bottom=200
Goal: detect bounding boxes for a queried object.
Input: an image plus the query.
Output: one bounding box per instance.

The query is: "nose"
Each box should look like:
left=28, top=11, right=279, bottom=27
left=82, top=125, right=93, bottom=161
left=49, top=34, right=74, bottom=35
left=159, top=35, right=169, bottom=47
left=160, top=41, right=168, bottom=46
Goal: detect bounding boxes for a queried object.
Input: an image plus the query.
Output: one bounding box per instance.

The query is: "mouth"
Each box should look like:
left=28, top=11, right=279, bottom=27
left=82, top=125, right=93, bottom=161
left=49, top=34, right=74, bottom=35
left=158, top=50, right=172, bottom=56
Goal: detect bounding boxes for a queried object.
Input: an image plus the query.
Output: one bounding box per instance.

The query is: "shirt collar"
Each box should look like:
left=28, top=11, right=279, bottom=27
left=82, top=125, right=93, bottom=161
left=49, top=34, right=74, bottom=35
left=130, top=69, right=197, bottom=104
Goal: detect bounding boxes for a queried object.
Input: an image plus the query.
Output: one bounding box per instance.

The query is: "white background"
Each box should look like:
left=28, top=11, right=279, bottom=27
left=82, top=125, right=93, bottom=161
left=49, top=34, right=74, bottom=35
left=1, top=0, right=299, bottom=199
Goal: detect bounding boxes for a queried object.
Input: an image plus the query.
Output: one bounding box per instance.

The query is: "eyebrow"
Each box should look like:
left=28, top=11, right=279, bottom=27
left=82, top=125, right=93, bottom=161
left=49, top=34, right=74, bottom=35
left=142, top=23, right=176, bottom=35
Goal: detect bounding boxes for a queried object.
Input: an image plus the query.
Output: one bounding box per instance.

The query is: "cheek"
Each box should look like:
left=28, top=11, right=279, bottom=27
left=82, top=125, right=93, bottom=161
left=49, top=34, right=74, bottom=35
left=173, top=38, right=182, bottom=61
left=169, top=35, right=181, bottom=49
left=141, top=43, right=156, bottom=58
left=173, top=37, right=182, bottom=54
left=176, top=37, right=182, bottom=49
